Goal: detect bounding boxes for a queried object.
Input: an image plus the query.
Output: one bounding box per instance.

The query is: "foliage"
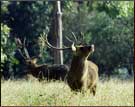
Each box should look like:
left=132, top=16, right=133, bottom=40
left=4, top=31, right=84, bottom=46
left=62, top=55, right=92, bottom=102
left=1, top=24, right=10, bottom=63
left=1, top=24, right=17, bottom=59
left=1, top=1, right=52, bottom=57
left=1, top=23, right=19, bottom=79
left=91, top=12, right=133, bottom=74
left=62, top=1, right=134, bottom=75
left=1, top=1, right=134, bottom=78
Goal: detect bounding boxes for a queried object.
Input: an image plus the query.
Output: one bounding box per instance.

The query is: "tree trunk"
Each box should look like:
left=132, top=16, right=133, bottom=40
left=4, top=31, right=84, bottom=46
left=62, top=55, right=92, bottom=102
left=127, top=63, right=133, bottom=76
left=55, top=1, right=63, bottom=64
left=48, top=1, right=63, bottom=64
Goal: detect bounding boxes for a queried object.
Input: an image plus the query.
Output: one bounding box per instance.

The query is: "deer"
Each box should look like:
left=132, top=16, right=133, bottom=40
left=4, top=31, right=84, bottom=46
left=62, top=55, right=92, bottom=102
left=14, top=38, right=69, bottom=81
left=43, top=33, right=98, bottom=95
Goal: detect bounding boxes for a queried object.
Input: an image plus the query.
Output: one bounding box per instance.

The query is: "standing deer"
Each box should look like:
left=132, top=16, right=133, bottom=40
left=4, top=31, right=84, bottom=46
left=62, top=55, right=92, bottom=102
left=14, top=38, right=69, bottom=81
left=44, top=34, right=98, bottom=95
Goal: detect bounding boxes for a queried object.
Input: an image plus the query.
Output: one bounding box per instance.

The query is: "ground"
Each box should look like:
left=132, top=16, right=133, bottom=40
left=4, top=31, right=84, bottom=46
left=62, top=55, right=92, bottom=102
left=1, top=77, right=134, bottom=106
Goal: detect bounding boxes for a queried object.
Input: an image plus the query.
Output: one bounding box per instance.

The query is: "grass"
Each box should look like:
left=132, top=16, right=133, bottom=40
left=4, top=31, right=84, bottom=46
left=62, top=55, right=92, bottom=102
left=1, top=77, right=134, bottom=106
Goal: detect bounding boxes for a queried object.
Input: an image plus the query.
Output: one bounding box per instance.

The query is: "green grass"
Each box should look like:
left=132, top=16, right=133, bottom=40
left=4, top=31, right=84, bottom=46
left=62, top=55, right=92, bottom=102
left=1, top=78, right=134, bottom=106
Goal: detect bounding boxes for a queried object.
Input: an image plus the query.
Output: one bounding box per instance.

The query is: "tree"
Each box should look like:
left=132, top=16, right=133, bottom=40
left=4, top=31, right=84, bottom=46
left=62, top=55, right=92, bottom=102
left=62, top=1, right=134, bottom=76
left=1, top=1, right=52, bottom=58
left=1, top=1, right=134, bottom=79
left=48, top=1, right=64, bottom=64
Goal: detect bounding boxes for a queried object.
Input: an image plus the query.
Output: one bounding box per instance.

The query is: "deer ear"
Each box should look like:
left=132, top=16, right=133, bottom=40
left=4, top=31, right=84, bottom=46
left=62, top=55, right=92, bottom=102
left=71, top=43, right=76, bottom=51
left=91, top=44, right=94, bottom=52
left=32, top=58, right=37, bottom=64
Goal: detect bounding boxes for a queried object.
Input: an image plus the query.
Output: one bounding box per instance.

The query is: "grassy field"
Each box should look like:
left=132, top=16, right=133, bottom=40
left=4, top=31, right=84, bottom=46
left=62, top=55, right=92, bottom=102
left=1, top=77, right=134, bottom=106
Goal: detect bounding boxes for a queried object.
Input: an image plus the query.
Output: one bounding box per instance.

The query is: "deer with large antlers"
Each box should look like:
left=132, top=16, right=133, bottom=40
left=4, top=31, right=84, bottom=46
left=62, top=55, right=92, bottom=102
left=43, top=33, right=98, bottom=95
left=14, top=38, right=69, bottom=81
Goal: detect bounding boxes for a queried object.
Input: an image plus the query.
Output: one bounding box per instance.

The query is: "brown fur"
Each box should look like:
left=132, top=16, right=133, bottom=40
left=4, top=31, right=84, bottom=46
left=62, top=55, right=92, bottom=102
left=25, top=58, right=69, bottom=81
left=67, top=45, right=98, bottom=95
left=25, top=59, right=48, bottom=80
left=14, top=38, right=68, bottom=81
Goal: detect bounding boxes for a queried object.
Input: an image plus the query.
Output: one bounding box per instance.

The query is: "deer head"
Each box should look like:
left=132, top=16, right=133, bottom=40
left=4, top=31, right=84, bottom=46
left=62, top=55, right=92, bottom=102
left=71, top=43, right=94, bottom=58
left=14, top=37, right=39, bottom=67
left=41, top=33, right=94, bottom=59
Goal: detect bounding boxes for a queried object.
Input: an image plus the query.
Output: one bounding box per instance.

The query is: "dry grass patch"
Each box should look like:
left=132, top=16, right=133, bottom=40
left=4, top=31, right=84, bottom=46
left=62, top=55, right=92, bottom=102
left=1, top=78, right=134, bottom=106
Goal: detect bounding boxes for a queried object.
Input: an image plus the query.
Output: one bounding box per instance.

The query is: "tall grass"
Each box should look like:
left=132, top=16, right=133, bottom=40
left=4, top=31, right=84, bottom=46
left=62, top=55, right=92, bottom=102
left=1, top=78, right=134, bottom=106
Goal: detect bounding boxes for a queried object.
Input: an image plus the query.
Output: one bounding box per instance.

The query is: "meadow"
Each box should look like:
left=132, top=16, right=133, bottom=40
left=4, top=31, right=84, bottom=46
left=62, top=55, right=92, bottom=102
left=1, top=77, right=134, bottom=106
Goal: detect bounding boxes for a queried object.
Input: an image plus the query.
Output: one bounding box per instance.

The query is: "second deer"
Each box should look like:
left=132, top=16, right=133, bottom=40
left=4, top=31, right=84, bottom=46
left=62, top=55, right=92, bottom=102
left=14, top=38, right=69, bottom=81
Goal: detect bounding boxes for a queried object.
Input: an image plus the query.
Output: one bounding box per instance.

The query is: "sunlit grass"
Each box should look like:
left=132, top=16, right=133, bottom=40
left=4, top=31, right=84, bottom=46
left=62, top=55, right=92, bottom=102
left=1, top=78, right=134, bottom=106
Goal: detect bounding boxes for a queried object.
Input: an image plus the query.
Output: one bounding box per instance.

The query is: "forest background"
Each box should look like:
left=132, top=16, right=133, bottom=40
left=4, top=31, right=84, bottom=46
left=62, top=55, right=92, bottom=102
left=1, top=1, right=134, bottom=79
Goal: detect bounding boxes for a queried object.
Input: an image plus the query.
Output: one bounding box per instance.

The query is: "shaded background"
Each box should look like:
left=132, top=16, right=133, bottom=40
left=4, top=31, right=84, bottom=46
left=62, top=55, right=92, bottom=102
left=1, top=1, right=134, bottom=80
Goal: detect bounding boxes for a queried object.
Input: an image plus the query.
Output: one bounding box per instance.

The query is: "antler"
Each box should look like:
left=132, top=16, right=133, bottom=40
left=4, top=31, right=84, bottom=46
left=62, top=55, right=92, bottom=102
left=15, top=37, right=30, bottom=59
left=15, top=38, right=23, bottom=48
left=65, top=32, right=78, bottom=44
left=23, top=37, right=30, bottom=59
left=65, top=36, right=74, bottom=43
left=41, top=34, right=71, bottom=50
left=41, top=33, right=92, bottom=51
left=71, top=32, right=78, bottom=43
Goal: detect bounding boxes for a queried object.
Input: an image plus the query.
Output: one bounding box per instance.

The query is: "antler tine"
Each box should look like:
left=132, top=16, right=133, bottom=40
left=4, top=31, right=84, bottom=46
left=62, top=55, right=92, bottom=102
left=41, top=33, right=71, bottom=50
left=71, top=32, right=78, bottom=42
left=80, top=32, right=84, bottom=39
left=23, top=37, right=26, bottom=47
left=15, top=37, right=23, bottom=48
left=23, top=37, right=30, bottom=59
left=23, top=47, right=30, bottom=59
left=80, top=32, right=85, bottom=44
left=14, top=37, right=27, bottom=60
left=65, top=36, right=74, bottom=43
left=17, top=49, right=27, bottom=60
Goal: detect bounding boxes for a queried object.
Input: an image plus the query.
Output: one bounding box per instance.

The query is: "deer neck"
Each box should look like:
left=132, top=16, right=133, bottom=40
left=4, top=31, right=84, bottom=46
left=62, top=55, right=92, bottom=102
left=70, top=55, right=87, bottom=73
left=73, top=55, right=87, bottom=63
left=28, top=64, right=36, bottom=69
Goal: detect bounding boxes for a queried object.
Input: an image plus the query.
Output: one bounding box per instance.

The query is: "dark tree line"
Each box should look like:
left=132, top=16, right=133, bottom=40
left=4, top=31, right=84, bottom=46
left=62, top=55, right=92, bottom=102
left=1, top=1, right=134, bottom=80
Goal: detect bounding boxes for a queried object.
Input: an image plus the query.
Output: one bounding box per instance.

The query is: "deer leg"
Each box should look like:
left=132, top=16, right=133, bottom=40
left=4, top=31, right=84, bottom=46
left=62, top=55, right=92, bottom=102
left=38, top=71, right=44, bottom=81
left=91, top=85, right=96, bottom=96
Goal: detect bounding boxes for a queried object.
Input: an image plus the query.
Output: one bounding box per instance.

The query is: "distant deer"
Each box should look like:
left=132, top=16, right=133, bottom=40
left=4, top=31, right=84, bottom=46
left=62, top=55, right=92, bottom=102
left=14, top=38, right=69, bottom=81
left=43, top=33, right=98, bottom=95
